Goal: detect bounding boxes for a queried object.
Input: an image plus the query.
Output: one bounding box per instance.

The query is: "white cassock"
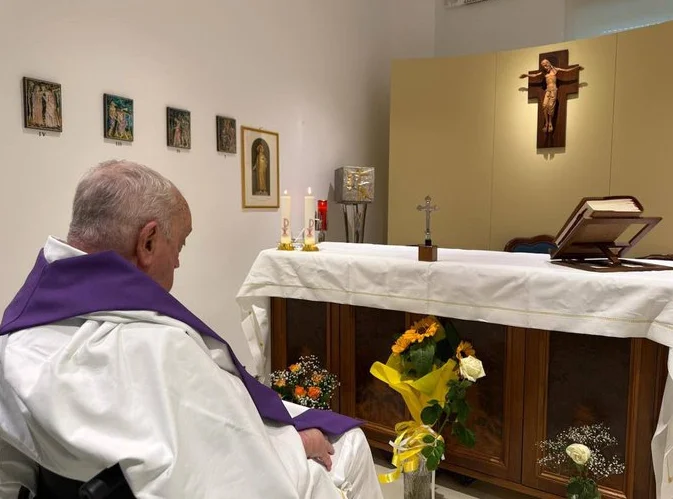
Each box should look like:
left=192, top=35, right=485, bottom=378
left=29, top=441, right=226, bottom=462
left=0, top=237, right=383, bottom=499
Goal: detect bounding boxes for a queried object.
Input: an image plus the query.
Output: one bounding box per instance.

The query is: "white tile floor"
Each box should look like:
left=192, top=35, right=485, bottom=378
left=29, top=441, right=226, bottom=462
left=375, top=459, right=534, bottom=499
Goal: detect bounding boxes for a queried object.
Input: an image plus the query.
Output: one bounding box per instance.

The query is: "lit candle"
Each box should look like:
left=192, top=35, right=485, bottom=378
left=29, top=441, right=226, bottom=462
left=304, top=187, right=316, bottom=245
left=280, top=190, right=291, bottom=244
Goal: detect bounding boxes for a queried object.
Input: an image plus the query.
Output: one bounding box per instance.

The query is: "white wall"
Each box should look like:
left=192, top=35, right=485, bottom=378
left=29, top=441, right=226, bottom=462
left=435, top=0, right=566, bottom=57
left=435, top=0, right=673, bottom=57
left=565, top=0, right=673, bottom=40
left=0, top=0, right=434, bottom=370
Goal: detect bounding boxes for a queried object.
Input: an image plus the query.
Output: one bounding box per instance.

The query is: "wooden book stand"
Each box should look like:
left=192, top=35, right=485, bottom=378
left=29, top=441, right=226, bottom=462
left=550, top=197, right=670, bottom=272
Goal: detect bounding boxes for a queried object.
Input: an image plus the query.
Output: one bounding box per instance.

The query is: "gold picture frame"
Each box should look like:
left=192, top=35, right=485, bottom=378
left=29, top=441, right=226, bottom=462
left=241, top=126, right=279, bottom=209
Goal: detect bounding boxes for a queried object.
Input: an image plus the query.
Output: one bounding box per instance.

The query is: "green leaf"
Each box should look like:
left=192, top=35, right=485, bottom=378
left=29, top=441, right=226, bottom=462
left=421, top=403, right=442, bottom=426
left=422, top=435, right=435, bottom=444
left=426, top=454, right=440, bottom=471
left=410, top=339, right=436, bottom=378
left=460, top=379, right=473, bottom=390
left=455, top=399, right=470, bottom=424
left=452, top=422, right=476, bottom=448
left=444, top=320, right=461, bottom=353
left=436, top=440, right=445, bottom=457
left=421, top=446, right=433, bottom=459
left=434, top=338, right=452, bottom=363
left=567, top=479, right=583, bottom=495
left=463, top=428, right=476, bottom=448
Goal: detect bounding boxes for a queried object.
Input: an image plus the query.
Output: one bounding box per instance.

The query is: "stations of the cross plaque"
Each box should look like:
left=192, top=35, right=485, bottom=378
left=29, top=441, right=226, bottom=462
left=520, top=50, right=583, bottom=149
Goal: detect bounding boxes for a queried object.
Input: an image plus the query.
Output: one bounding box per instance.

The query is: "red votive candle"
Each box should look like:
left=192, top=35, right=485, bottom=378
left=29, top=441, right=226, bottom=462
left=317, top=200, right=328, bottom=230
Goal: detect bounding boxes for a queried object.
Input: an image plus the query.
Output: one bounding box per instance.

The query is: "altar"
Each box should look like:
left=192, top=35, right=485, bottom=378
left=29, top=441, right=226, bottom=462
left=237, top=243, right=673, bottom=499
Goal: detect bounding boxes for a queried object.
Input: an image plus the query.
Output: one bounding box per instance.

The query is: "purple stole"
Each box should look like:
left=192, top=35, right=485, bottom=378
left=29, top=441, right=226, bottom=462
left=0, top=250, right=360, bottom=436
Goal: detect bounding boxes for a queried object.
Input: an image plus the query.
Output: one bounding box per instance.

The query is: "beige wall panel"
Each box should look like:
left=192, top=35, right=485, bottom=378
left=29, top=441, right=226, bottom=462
left=490, top=35, right=618, bottom=251
left=610, top=22, right=673, bottom=257
left=388, top=55, right=496, bottom=249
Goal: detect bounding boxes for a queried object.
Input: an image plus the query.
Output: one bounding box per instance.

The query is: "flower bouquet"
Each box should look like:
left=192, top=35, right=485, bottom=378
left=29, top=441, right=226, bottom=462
left=270, top=355, right=339, bottom=410
left=370, top=316, right=486, bottom=486
left=538, top=423, right=626, bottom=499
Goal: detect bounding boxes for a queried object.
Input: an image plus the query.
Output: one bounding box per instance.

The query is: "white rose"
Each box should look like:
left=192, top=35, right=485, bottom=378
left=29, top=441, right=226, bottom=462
left=459, top=355, right=486, bottom=382
left=566, top=443, right=591, bottom=466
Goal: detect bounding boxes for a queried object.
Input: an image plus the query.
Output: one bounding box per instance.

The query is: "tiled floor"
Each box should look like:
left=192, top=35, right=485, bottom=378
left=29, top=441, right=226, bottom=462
left=375, top=458, right=533, bottom=499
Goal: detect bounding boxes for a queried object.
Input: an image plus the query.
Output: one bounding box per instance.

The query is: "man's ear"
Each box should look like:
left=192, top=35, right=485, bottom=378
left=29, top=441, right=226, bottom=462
left=136, top=221, right=159, bottom=269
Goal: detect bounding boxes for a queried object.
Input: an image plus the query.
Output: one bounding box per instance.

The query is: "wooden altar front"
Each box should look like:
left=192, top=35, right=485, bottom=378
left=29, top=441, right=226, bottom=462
left=270, top=298, right=667, bottom=499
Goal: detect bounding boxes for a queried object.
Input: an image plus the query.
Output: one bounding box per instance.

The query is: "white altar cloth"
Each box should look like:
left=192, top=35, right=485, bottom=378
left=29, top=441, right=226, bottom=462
left=236, top=242, right=673, bottom=498
left=237, top=243, right=673, bottom=363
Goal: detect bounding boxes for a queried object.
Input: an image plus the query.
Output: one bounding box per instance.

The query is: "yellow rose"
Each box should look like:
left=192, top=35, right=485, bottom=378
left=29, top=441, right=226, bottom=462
left=459, top=355, right=486, bottom=382
left=566, top=443, right=591, bottom=466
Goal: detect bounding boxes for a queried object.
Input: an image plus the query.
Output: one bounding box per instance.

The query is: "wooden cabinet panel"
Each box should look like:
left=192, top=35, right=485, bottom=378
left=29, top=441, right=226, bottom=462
left=270, top=299, right=666, bottom=499
left=522, top=330, right=665, bottom=499
left=443, top=321, right=525, bottom=482
left=340, top=305, right=410, bottom=448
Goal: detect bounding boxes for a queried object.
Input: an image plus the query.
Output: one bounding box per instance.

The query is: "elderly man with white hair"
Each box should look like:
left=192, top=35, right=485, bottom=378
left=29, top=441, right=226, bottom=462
left=0, top=160, right=383, bottom=499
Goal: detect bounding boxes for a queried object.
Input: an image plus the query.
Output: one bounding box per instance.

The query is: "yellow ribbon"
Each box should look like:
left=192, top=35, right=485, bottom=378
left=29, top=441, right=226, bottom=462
left=378, top=421, right=443, bottom=484
left=370, top=357, right=457, bottom=423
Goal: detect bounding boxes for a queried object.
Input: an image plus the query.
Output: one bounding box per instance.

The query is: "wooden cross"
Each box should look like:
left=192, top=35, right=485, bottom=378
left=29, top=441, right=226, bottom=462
left=520, top=50, right=583, bottom=149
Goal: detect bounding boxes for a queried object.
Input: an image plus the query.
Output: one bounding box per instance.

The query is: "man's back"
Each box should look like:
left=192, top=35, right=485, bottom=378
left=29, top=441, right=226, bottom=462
left=0, top=302, right=343, bottom=497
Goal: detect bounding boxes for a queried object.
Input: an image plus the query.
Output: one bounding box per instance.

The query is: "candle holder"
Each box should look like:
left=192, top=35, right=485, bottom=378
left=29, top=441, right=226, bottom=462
left=302, top=242, right=319, bottom=252
left=277, top=242, right=294, bottom=251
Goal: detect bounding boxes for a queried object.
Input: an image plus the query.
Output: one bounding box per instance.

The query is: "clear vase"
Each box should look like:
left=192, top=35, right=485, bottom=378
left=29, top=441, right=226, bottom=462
left=403, top=458, right=435, bottom=499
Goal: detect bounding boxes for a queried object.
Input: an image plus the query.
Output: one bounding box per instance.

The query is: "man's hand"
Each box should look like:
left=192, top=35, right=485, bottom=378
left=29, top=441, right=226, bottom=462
left=299, top=428, right=334, bottom=471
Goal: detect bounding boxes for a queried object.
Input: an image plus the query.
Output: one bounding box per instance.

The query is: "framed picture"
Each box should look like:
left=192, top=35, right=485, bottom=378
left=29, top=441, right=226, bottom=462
left=104, top=94, right=134, bottom=142
left=241, top=126, right=279, bottom=208
left=167, top=107, right=191, bottom=149
left=23, top=77, right=62, bottom=132
left=216, top=116, right=237, bottom=153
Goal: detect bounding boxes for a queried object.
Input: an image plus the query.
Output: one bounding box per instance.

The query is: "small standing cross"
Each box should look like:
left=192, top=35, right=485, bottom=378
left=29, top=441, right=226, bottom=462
left=416, top=196, right=439, bottom=247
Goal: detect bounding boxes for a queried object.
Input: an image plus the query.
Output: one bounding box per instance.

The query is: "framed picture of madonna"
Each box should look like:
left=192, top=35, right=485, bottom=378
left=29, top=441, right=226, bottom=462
left=241, top=126, right=279, bottom=209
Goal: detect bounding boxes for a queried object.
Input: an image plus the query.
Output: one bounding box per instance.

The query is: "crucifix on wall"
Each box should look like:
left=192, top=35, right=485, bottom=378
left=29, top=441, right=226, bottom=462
left=519, top=50, right=583, bottom=149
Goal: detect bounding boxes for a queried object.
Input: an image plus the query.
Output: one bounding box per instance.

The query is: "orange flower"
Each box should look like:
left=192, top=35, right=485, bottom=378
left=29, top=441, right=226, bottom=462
left=392, top=319, right=440, bottom=354
left=274, top=378, right=286, bottom=388
left=456, top=341, right=476, bottom=359
left=413, top=317, right=439, bottom=340
left=311, top=373, right=324, bottom=384
left=308, top=386, right=321, bottom=400
left=392, top=334, right=413, bottom=354
left=294, top=386, right=306, bottom=397
left=289, top=363, right=301, bottom=373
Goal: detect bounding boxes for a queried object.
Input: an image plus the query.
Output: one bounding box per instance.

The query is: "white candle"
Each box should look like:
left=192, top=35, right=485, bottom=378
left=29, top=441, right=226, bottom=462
left=304, top=187, right=316, bottom=245
left=280, top=190, right=291, bottom=244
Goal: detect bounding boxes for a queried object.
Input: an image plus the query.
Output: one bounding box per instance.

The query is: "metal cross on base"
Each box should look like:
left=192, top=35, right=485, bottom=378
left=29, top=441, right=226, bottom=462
left=416, top=195, right=439, bottom=246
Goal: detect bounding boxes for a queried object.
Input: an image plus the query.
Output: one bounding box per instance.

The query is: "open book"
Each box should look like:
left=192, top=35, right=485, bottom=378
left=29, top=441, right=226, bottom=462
left=551, top=196, right=667, bottom=272
left=554, top=196, right=642, bottom=247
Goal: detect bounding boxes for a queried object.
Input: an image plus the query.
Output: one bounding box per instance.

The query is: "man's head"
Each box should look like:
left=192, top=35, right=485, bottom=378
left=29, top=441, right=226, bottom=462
left=67, top=160, right=192, bottom=291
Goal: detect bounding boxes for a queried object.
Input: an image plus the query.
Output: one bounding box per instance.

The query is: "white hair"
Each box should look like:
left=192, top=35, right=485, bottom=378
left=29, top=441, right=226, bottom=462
left=67, top=160, right=185, bottom=256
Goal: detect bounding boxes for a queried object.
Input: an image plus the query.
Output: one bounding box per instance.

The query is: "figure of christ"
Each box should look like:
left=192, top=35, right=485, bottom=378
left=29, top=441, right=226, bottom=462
left=44, top=89, right=60, bottom=128
left=172, top=118, right=182, bottom=147
left=31, top=85, right=45, bottom=127
left=520, top=58, right=583, bottom=134
left=116, top=111, right=128, bottom=139
left=107, top=102, right=119, bottom=137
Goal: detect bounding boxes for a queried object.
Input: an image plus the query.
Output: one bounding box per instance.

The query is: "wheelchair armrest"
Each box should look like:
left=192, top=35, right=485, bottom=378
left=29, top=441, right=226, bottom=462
left=79, top=464, right=134, bottom=499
